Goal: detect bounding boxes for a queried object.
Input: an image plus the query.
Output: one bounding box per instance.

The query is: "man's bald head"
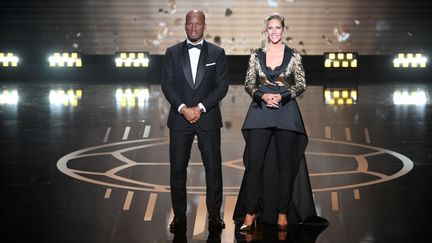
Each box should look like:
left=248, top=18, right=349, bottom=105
left=186, top=10, right=205, bottom=24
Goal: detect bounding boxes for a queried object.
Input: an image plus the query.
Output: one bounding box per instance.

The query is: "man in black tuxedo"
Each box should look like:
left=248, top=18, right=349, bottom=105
left=161, top=10, right=229, bottom=233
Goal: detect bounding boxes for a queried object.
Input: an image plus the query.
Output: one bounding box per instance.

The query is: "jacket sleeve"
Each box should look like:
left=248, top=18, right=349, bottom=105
left=244, top=50, right=264, bottom=104
left=281, top=50, right=306, bottom=105
left=161, top=48, right=184, bottom=109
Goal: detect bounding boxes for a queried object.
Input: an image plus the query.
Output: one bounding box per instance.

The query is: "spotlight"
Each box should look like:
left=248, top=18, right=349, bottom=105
left=0, top=89, right=19, bottom=105
left=115, top=87, right=149, bottom=107
left=393, top=53, right=427, bottom=68
left=393, top=89, right=427, bottom=105
left=324, top=87, right=357, bottom=105
left=324, top=52, right=358, bottom=68
left=49, top=89, right=83, bottom=106
left=0, top=52, right=19, bottom=67
left=48, top=52, right=82, bottom=67
left=115, top=52, right=149, bottom=67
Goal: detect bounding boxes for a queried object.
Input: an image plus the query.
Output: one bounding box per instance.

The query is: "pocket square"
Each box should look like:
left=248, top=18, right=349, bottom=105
left=205, top=62, right=216, bottom=66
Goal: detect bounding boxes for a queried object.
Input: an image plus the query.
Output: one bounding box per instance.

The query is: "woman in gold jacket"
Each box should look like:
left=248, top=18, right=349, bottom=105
left=234, top=13, right=321, bottom=231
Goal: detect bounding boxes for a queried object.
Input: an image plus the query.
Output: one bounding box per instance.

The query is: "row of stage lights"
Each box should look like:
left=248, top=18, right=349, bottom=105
left=0, top=52, right=150, bottom=68
left=323, top=52, right=427, bottom=68
left=324, top=52, right=428, bottom=68
left=115, top=88, right=150, bottom=107
left=323, top=88, right=427, bottom=105
left=1, top=88, right=427, bottom=106
left=0, top=88, right=150, bottom=107
left=324, top=53, right=358, bottom=68
left=49, top=89, right=83, bottom=106
left=324, top=88, right=358, bottom=105
left=393, top=89, right=427, bottom=105
left=0, top=52, right=428, bottom=68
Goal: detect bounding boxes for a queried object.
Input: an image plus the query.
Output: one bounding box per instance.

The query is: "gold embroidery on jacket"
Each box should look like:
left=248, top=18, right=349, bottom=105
left=244, top=48, right=306, bottom=99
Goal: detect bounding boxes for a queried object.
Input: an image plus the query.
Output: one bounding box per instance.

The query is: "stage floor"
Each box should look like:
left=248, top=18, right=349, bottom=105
left=1, top=83, right=431, bottom=242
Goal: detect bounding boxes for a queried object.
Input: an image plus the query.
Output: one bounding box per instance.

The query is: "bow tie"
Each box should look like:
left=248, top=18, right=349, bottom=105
left=187, top=43, right=202, bottom=50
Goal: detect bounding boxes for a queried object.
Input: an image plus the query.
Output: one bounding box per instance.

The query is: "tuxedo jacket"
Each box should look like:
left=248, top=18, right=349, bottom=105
left=161, top=40, right=229, bottom=131
left=242, top=46, right=306, bottom=132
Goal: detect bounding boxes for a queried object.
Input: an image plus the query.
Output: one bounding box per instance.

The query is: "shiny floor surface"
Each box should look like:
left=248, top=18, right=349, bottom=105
left=1, top=83, right=432, bottom=242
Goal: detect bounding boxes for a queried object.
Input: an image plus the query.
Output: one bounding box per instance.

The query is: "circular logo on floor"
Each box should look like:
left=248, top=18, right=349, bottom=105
left=57, top=138, right=413, bottom=194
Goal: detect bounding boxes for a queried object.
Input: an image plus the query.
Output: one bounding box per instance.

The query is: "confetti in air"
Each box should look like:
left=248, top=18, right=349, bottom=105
left=225, top=8, right=233, bottom=17
left=214, top=36, right=222, bottom=46
left=333, top=26, right=350, bottom=42
left=267, top=0, right=278, bottom=7
left=168, top=0, right=176, bottom=14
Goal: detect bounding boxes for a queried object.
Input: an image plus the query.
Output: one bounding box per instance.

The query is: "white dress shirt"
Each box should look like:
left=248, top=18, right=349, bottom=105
left=178, top=39, right=206, bottom=114
left=187, top=39, right=202, bottom=84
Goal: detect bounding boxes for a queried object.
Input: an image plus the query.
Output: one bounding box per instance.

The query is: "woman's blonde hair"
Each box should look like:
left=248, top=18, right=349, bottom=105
left=260, top=12, right=285, bottom=52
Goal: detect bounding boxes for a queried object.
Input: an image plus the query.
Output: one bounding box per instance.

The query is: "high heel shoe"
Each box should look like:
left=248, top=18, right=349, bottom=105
left=240, top=214, right=256, bottom=231
left=240, top=224, right=254, bottom=231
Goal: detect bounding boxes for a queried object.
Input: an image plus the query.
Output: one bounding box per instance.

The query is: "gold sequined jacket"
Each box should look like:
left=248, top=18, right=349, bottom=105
left=244, top=46, right=306, bottom=105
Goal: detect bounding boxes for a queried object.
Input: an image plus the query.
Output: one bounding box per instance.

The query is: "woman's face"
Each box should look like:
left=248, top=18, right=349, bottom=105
left=266, top=18, right=283, bottom=44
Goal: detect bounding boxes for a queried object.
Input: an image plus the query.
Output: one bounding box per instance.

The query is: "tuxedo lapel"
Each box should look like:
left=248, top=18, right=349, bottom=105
left=258, top=46, right=293, bottom=83
left=257, top=49, right=273, bottom=82
left=181, top=41, right=195, bottom=89
left=282, top=46, right=293, bottom=70
left=193, top=41, right=207, bottom=89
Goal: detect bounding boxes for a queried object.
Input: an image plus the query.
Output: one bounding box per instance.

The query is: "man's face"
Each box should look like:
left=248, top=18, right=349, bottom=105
left=185, top=12, right=205, bottom=43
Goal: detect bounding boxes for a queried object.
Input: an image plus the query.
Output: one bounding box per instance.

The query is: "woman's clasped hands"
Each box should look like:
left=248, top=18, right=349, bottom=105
left=262, top=93, right=282, bottom=109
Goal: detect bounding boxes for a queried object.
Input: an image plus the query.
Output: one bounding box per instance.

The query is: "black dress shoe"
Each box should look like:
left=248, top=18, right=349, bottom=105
left=169, top=217, right=187, bottom=233
left=208, top=215, right=225, bottom=229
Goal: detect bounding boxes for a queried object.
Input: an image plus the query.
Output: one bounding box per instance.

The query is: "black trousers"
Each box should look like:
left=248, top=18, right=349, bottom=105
left=169, top=125, right=223, bottom=218
left=244, top=128, right=298, bottom=214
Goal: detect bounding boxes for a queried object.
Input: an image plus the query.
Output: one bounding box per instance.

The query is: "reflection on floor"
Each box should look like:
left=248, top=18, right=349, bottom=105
left=1, top=84, right=431, bottom=242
